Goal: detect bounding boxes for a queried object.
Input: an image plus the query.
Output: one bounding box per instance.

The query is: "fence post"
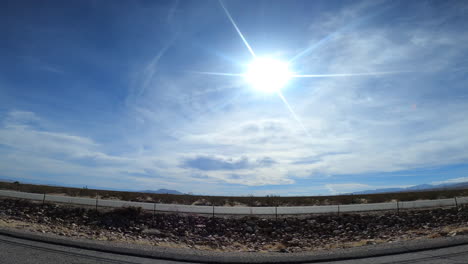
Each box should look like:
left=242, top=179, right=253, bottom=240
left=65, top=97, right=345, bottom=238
left=337, top=204, right=340, bottom=216
left=397, top=200, right=400, bottom=215
left=275, top=206, right=278, bottom=221
left=153, top=203, right=156, bottom=225
left=95, top=197, right=98, bottom=211
left=212, top=204, right=215, bottom=218
left=455, top=197, right=458, bottom=208
left=42, top=193, right=46, bottom=205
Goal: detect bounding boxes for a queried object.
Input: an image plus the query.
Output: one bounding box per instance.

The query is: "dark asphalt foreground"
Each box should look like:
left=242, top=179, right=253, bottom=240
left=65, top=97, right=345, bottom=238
left=1, top=228, right=468, bottom=264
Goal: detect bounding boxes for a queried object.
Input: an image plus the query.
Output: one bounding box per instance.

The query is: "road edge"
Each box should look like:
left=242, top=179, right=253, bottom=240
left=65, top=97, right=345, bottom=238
left=1, top=227, right=468, bottom=263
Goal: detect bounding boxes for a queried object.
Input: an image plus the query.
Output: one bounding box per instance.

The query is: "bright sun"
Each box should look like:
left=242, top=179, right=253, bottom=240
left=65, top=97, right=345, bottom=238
left=244, top=57, right=292, bottom=93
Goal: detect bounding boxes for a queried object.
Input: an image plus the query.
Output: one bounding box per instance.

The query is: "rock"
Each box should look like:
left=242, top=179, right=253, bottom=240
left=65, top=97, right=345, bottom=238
left=246, top=220, right=256, bottom=227
left=142, top=229, right=162, bottom=236
left=437, top=230, right=448, bottom=236
left=245, top=226, right=254, bottom=233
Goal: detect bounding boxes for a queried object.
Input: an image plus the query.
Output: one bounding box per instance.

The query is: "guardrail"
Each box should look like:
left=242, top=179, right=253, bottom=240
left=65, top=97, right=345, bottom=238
left=1, top=190, right=467, bottom=216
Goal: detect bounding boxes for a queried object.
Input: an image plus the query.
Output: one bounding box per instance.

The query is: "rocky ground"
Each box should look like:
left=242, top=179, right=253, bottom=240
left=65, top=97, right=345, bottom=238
left=1, top=198, right=468, bottom=253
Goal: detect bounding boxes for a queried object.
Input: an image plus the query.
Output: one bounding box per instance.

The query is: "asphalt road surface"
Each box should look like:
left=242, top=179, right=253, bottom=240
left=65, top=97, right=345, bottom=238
left=1, top=234, right=467, bottom=264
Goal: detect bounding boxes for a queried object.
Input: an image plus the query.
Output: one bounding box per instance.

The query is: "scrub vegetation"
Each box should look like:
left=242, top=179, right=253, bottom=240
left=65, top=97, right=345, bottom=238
left=1, top=181, right=468, bottom=207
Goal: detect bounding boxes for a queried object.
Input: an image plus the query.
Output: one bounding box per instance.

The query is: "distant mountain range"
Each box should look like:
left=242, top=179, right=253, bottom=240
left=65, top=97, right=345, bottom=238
left=2, top=176, right=468, bottom=196
left=351, top=182, right=468, bottom=195
left=0, top=177, right=185, bottom=195
left=140, top=189, right=184, bottom=195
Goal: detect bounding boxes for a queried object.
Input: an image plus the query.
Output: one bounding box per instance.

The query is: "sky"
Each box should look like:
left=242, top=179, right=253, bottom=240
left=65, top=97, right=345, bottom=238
left=1, top=0, right=468, bottom=196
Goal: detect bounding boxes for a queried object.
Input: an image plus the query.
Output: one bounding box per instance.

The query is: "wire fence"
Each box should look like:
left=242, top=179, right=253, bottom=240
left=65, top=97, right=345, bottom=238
left=1, top=190, right=467, bottom=216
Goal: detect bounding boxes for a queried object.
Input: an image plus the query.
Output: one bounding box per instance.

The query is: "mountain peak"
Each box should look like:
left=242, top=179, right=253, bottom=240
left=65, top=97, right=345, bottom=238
left=140, top=189, right=183, bottom=195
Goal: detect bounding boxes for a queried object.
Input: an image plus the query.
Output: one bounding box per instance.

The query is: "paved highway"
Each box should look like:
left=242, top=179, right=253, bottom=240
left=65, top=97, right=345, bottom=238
left=1, top=234, right=467, bottom=264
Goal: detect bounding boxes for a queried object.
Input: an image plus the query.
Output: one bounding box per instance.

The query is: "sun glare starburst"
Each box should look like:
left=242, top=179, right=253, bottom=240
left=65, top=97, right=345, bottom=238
left=192, top=0, right=406, bottom=134
left=244, top=58, right=292, bottom=93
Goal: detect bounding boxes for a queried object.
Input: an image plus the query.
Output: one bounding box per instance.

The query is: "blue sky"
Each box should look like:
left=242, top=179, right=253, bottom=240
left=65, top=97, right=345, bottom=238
left=1, top=0, right=468, bottom=196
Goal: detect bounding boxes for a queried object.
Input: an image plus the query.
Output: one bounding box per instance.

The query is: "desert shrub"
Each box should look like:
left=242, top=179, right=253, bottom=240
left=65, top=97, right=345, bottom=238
left=109, top=206, right=143, bottom=220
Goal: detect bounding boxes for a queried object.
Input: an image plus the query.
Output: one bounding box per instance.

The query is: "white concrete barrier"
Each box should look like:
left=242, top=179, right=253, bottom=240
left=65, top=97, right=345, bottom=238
left=340, top=202, right=397, bottom=212
left=71, top=197, right=98, bottom=206
left=214, top=206, right=253, bottom=215
left=277, top=205, right=339, bottom=214
left=457, top=197, right=468, bottom=205
left=251, top=207, right=277, bottom=215
left=0, top=190, right=44, bottom=201
left=98, top=199, right=131, bottom=208
left=399, top=198, right=455, bottom=209
left=0, top=190, right=465, bottom=216
left=158, top=204, right=213, bottom=214
left=45, top=195, right=75, bottom=204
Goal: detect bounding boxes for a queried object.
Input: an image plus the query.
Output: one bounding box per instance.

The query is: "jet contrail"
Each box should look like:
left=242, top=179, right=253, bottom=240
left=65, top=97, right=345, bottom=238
left=219, top=0, right=256, bottom=58
left=278, top=91, right=310, bottom=136
left=288, top=4, right=395, bottom=63
left=291, top=70, right=409, bottom=78
left=187, top=71, right=245, bottom=77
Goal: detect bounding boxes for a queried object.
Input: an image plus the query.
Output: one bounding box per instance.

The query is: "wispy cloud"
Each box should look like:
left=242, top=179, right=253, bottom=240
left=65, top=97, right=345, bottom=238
left=432, top=177, right=468, bottom=185
left=39, top=65, right=64, bottom=74
left=0, top=111, right=174, bottom=188
left=325, top=183, right=371, bottom=195
left=325, top=183, right=412, bottom=195
left=182, top=155, right=276, bottom=171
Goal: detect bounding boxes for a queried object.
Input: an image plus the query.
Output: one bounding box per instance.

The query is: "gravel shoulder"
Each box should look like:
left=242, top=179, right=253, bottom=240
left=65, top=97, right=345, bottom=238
left=2, top=226, right=468, bottom=264
left=1, top=198, right=468, bottom=255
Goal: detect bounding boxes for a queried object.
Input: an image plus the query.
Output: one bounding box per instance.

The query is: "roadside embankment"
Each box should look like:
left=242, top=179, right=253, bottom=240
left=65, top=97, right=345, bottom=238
left=1, top=198, right=468, bottom=253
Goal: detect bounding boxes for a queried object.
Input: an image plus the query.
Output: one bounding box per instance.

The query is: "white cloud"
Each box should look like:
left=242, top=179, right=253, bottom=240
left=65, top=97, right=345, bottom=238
left=3, top=110, right=41, bottom=127
left=325, top=183, right=412, bottom=195
left=0, top=111, right=179, bottom=188
left=432, top=177, right=468, bottom=185
left=325, top=183, right=371, bottom=195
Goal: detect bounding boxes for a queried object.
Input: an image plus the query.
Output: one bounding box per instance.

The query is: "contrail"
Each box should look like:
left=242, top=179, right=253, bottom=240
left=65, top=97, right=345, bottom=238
left=288, top=4, right=395, bottom=63
left=187, top=71, right=245, bottom=77
left=219, top=0, right=256, bottom=58
left=139, top=38, right=176, bottom=97
left=277, top=91, right=310, bottom=136
left=291, top=70, right=408, bottom=78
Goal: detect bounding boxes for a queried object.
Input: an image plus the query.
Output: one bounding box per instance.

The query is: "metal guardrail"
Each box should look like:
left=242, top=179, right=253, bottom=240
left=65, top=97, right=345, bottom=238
left=0, top=190, right=466, bottom=216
